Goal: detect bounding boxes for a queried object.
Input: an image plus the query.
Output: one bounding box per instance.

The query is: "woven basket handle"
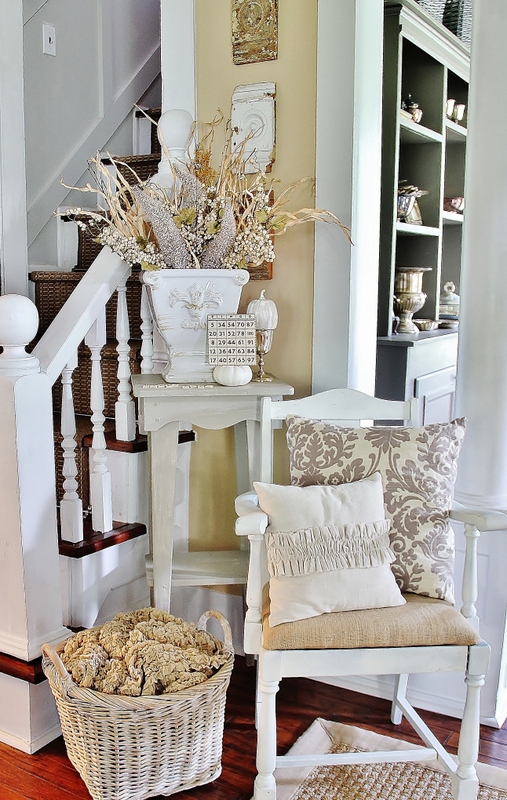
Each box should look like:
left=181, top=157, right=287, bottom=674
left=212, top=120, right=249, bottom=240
left=197, top=610, right=234, bottom=652
left=41, top=643, right=81, bottom=698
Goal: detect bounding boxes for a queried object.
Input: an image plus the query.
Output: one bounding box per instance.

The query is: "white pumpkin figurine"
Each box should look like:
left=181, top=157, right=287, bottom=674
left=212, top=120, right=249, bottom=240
left=247, top=289, right=278, bottom=331
left=247, top=290, right=278, bottom=382
left=213, top=364, right=253, bottom=386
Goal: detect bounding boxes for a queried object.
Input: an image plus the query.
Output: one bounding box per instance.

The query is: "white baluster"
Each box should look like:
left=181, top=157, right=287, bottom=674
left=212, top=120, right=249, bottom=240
left=86, top=309, right=113, bottom=532
left=140, top=283, right=154, bottom=374
left=59, top=350, right=84, bottom=543
left=115, top=272, right=136, bottom=441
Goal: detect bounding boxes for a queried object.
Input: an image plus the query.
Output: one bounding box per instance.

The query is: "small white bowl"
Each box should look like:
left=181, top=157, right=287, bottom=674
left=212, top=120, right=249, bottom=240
left=415, top=319, right=438, bottom=331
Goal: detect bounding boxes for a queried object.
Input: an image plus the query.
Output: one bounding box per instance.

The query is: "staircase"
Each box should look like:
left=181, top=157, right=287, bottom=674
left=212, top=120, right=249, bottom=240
left=25, top=122, right=196, bottom=629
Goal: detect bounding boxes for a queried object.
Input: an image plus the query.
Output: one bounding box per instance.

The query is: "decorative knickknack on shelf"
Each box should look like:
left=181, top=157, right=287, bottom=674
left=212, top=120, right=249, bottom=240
left=393, top=267, right=432, bottom=334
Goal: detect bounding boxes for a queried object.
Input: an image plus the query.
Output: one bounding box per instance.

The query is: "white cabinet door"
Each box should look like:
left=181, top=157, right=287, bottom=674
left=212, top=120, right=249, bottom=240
left=415, top=366, right=456, bottom=425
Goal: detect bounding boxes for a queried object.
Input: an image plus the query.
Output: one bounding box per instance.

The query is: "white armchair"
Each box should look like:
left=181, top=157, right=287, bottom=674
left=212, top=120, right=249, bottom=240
left=235, top=389, right=507, bottom=800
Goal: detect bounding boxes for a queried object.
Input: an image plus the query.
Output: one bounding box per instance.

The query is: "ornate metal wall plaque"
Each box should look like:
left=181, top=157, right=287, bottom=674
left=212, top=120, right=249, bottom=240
left=232, top=0, right=278, bottom=65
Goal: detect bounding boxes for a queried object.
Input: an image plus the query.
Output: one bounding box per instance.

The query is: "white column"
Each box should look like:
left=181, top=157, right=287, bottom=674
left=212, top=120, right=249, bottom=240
left=160, top=0, right=196, bottom=118
left=313, top=0, right=383, bottom=394
left=0, top=0, right=28, bottom=295
left=454, top=0, right=507, bottom=509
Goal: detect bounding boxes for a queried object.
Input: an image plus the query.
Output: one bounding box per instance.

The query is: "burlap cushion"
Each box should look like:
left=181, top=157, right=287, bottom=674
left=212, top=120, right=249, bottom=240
left=286, top=416, right=467, bottom=603
left=261, top=592, right=480, bottom=650
left=254, top=474, right=405, bottom=627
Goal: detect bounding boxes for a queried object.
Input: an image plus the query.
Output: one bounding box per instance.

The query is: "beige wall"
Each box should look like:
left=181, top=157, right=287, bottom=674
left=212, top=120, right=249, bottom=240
left=189, top=0, right=318, bottom=551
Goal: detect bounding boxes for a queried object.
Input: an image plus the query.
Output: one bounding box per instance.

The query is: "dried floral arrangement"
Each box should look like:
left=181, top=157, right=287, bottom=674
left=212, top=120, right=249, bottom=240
left=61, top=114, right=351, bottom=271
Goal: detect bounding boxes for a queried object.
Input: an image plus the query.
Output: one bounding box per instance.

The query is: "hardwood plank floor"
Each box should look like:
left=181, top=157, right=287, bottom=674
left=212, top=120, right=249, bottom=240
left=2, top=657, right=507, bottom=799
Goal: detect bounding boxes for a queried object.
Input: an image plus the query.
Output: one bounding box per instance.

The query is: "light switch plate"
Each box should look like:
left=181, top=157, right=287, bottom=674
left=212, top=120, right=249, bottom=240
left=42, top=23, right=56, bottom=56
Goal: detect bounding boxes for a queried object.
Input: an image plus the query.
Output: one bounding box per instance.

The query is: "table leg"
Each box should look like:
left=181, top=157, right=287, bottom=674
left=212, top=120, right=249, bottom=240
left=149, top=421, right=180, bottom=611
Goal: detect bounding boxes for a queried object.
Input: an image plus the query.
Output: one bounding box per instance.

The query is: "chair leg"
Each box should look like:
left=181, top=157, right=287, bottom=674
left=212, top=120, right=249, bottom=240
left=391, top=673, right=409, bottom=724
left=451, top=643, right=489, bottom=800
left=254, top=676, right=279, bottom=800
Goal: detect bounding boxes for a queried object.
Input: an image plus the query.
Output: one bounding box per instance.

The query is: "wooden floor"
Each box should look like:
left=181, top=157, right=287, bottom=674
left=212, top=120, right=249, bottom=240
left=2, top=657, right=507, bottom=799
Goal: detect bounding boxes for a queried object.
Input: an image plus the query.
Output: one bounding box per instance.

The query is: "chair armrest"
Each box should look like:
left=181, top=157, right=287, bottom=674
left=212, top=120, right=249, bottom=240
left=235, top=492, right=268, bottom=538
left=235, top=490, right=260, bottom=515
left=450, top=504, right=507, bottom=531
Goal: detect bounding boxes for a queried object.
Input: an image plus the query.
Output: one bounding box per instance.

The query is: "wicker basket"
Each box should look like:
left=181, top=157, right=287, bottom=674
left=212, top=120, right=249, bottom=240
left=42, top=610, right=234, bottom=800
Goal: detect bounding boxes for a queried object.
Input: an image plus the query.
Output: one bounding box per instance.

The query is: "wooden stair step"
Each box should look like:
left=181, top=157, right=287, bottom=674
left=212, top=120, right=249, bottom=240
left=59, top=518, right=147, bottom=558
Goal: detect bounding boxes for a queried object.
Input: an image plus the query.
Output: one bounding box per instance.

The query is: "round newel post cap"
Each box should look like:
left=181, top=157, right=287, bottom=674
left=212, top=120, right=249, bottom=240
left=0, top=294, right=40, bottom=375
left=151, top=109, right=194, bottom=190
left=157, top=109, right=193, bottom=155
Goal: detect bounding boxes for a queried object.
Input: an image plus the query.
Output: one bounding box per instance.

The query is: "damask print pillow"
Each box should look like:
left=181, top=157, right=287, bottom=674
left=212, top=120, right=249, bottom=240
left=286, top=416, right=467, bottom=603
left=254, top=473, right=405, bottom=627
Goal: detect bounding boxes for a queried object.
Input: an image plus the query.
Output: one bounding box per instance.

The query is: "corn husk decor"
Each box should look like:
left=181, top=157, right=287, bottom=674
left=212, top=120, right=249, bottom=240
left=60, top=113, right=351, bottom=271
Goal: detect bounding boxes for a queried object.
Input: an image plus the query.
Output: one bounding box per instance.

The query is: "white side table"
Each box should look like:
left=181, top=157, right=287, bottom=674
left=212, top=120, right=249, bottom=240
left=132, top=375, right=294, bottom=611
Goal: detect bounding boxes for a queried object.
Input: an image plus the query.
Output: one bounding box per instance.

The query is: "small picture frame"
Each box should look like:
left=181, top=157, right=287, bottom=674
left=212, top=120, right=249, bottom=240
left=207, top=314, right=257, bottom=366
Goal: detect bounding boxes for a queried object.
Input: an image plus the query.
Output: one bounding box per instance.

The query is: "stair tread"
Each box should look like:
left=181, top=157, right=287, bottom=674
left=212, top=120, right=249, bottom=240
left=59, top=519, right=147, bottom=558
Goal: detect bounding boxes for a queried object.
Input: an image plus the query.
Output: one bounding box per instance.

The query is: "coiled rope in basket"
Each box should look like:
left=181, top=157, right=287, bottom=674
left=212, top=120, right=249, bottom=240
left=42, top=610, right=234, bottom=800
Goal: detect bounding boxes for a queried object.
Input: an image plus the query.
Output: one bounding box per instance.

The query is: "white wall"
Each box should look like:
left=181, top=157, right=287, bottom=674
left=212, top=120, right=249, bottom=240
left=22, top=0, right=161, bottom=268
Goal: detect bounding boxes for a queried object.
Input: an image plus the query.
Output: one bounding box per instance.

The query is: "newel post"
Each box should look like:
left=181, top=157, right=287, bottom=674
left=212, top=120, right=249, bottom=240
left=0, top=295, right=69, bottom=752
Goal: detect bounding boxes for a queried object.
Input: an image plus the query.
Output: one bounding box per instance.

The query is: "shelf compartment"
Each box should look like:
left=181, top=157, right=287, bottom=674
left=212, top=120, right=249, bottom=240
left=401, top=38, right=446, bottom=134
left=400, top=116, right=443, bottom=143
left=396, top=222, right=440, bottom=236
left=445, top=118, right=467, bottom=142
left=442, top=211, right=463, bottom=225
left=399, top=139, right=443, bottom=228
left=395, top=235, right=440, bottom=321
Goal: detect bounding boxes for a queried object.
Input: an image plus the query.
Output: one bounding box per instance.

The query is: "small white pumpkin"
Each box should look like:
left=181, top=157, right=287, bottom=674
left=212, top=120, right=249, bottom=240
left=213, top=365, right=253, bottom=386
left=247, top=289, right=278, bottom=330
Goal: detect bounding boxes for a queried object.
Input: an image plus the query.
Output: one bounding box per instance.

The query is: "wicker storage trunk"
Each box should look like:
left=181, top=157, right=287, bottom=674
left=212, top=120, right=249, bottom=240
left=42, top=611, right=234, bottom=800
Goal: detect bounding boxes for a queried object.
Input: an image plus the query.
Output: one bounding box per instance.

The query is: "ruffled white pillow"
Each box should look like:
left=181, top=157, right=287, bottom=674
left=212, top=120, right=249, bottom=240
left=254, top=472, right=405, bottom=627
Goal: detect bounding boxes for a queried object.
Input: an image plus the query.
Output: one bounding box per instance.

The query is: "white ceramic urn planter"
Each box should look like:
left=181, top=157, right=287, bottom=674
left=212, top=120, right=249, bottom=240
left=142, top=269, right=250, bottom=382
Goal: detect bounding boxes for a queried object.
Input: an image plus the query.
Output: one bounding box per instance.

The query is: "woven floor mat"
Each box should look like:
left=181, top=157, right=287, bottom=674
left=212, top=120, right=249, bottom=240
left=275, top=720, right=507, bottom=800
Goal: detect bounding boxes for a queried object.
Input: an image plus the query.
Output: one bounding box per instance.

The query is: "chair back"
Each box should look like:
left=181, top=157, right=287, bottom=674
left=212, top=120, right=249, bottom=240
left=260, top=388, right=418, bottom=482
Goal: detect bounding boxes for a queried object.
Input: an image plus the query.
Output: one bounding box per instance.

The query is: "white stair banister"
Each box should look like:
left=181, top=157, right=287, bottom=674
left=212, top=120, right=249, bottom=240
left=59, top=349, right=84, bottom=543
left=86, top=307, right=113, bottom=533
left=140, top=282, right=154, bottom=374
left=33, top=247, right=130, bottom=385
left=0, top=294, right=69, bottom=662
left=115, top=270, right=136, bottom=441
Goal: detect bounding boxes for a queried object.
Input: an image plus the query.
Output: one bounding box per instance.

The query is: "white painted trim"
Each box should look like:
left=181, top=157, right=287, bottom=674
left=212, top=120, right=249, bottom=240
left=160, top=0, right=196, bottom=118
left=317, top=672, right=506, bottom=728
left=454, top=490, right=507, bottom=509
left=0, top=626, right=70, bottom=661
left=0, top=0, right=29, bottom=295
left=27, top=46, right=160, bottom=245
left=0, top=721, right=62, bottom=755
left=313, top=1, right=383, bottom=393
left=318, top=674, right=470, bottom=721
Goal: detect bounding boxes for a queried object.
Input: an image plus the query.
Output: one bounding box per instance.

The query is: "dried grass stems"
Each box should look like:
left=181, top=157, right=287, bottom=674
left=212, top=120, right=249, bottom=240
left=58, top=111, right=351, bottom=270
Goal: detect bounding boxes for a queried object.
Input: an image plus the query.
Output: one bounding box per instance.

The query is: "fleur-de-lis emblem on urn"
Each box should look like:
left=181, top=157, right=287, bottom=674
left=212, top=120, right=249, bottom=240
left=167, top=282, right=223, bottom=330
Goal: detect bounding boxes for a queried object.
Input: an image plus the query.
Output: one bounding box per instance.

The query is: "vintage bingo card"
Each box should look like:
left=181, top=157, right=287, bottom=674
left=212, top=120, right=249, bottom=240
left=207, top=314, right=257, bottom=366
